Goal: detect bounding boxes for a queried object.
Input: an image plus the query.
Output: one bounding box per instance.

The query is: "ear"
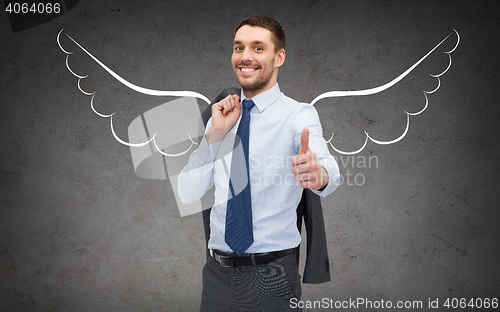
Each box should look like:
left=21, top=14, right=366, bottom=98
left=275, top=48, right=286, bottom=68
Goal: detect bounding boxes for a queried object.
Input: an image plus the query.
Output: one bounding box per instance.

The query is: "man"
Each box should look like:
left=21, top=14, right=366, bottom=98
left=178, top=15, right=340, bottom=311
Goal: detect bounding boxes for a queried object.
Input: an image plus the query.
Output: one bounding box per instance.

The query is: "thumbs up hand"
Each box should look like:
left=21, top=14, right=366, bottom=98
left=291, top=128, right=329, bottom=191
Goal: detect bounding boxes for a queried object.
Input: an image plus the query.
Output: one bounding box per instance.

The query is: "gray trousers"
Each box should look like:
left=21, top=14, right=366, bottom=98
left=200, top=250, right=303, bottom=312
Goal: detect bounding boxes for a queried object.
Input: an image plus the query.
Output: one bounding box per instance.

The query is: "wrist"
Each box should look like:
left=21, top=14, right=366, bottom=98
left=206, top=128, right=225, bottom=145
left=317, top=166, right=329, bottom=191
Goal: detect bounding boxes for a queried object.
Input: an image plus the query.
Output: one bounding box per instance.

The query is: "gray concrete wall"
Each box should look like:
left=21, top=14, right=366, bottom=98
left=1, top=0, right=499, bottom=311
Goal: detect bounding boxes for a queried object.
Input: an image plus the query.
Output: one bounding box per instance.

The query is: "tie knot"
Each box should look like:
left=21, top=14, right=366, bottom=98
left=242, top=99, right=255, bottom=110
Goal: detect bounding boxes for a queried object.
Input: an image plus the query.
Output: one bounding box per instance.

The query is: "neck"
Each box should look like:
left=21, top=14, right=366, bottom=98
left=242, top=81, right=277, bottom=99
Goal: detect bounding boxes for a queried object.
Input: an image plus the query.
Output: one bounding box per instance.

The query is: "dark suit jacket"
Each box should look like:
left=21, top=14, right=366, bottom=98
left=199, top=87, right=331, bottom=284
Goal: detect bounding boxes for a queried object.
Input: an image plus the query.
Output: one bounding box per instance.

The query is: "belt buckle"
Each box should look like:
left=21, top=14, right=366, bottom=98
left=216, top=253, right=234, bottom=268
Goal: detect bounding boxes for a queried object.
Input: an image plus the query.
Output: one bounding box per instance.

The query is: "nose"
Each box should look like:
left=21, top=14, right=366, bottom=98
left=241, top=48, right=253, bottom=63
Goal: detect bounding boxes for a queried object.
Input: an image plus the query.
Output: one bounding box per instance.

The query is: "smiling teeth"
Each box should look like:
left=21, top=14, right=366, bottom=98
left=241, top=68, right=255, bottom=72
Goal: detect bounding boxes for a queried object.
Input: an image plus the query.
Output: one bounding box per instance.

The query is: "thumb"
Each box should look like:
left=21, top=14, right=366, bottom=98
left=299, top=128, right=310, bottom=154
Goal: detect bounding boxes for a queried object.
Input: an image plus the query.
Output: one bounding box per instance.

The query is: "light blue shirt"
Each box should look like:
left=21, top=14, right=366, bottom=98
left=178, top=83, right=340, bottom=253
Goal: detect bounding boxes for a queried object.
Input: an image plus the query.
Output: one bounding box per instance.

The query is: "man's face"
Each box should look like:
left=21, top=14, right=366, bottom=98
left=232, top=25, right=285, bottom=97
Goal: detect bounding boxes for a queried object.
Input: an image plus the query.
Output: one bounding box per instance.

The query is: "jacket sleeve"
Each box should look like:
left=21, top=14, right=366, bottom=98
left=298, top=189, right=332, bottom=284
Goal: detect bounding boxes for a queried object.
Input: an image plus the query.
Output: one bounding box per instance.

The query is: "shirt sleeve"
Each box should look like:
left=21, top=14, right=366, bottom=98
left=177, top=118, right=220, bottom=204
left=293, top=104, right=341, bottom=197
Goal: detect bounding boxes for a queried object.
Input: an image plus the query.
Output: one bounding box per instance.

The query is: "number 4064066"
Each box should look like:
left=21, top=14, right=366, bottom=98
left=5, top=2, right=61, bottom=14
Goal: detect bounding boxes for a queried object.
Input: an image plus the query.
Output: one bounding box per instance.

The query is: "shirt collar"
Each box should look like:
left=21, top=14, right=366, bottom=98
left=241, top=83, right=281, bottom=113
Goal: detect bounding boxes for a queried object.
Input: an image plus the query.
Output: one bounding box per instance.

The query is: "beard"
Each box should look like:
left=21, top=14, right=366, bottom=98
left=234, top=62, right=276, bottom=95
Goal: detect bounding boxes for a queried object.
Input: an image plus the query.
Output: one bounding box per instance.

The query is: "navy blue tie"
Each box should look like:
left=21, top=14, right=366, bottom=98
left=225, top=99, right=255, bottom=256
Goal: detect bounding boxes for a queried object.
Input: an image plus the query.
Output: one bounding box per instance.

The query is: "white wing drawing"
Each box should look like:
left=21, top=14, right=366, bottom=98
left=312, top=29, right=460, bottom=155
left=57, top=28, right=460, bottom=156
left=57, top=29, right=209, bottom=157
left=57, top=28, right=459, bottom=216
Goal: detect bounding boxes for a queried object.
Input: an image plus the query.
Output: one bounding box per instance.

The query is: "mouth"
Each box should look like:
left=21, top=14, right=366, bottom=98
left=238, top=66, right=259, bottom=76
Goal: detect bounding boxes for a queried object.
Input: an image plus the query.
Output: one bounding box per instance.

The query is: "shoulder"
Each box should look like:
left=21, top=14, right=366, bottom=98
left=279, top=93, right=319, bottom=117
left=276, top=94, right=322, bottom=138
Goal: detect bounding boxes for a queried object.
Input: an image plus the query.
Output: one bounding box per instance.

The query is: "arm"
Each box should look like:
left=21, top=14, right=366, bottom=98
left=178, top=94, right=241, bottom=203
left=177, top=118, right=216, bottom=204
left=291, top=105, right=340, bottom=197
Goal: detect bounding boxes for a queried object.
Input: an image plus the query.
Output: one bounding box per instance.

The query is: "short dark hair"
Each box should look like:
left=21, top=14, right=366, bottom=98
left=235, top=15, right=286, bottom=52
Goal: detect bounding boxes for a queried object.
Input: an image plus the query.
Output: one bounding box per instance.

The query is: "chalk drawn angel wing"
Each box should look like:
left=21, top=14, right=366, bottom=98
left=58, top=29, right=217, bottom=216
left=309, top=29, right=460, bottom=155
left=57, top=29, right=210, bottom=156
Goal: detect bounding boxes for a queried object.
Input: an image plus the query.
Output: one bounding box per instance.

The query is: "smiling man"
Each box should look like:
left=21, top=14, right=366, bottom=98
left=232, top=23, right=282, bottom=98
left=178, top=15, right=340, bottom=311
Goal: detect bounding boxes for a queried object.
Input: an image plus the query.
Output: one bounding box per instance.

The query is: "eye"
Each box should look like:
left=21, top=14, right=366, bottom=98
left=234, top=46, right=243, bottom=51
left=254, top=47, right=263, bottom=51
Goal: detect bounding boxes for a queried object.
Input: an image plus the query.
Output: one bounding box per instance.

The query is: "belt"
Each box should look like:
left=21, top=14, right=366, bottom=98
left=211, top=248, right=294, bottom=268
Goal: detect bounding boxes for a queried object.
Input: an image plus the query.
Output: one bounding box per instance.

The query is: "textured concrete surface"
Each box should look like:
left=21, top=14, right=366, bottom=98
left=1, top=0, right=499, bottom=311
